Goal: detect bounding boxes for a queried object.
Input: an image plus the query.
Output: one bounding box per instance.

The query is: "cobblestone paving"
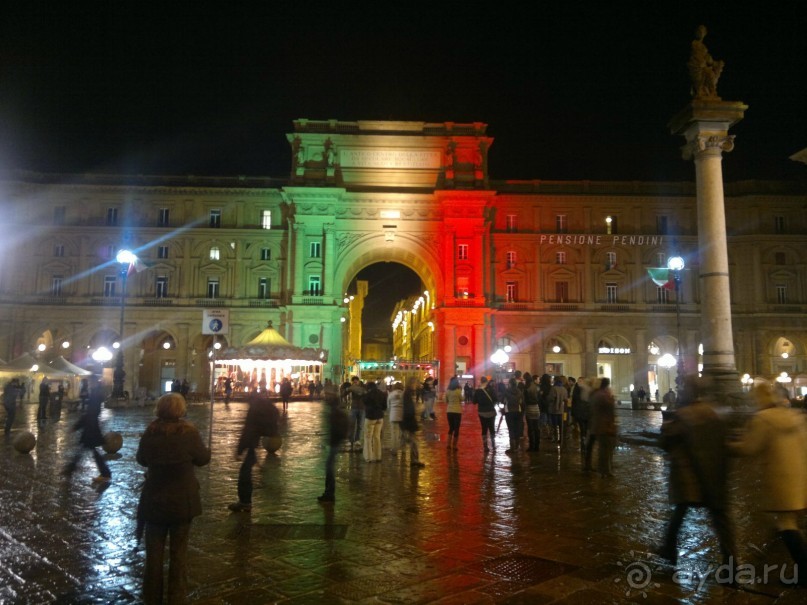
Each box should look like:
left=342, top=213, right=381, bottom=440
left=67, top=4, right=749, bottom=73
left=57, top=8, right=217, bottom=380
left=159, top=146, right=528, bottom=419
left=1, top=399, right=805, bottom=604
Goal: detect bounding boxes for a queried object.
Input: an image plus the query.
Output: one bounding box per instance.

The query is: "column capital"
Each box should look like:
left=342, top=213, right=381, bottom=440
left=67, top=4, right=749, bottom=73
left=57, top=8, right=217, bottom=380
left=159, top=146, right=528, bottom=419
left=682, top=133, right=735, bottom=160
left=669, top=99, right=747, bottom=160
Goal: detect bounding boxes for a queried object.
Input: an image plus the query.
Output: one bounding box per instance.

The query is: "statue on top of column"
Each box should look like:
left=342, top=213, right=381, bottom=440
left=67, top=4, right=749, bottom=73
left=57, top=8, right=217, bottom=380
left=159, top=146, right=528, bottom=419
left=688, top=25, right=724, bottom=100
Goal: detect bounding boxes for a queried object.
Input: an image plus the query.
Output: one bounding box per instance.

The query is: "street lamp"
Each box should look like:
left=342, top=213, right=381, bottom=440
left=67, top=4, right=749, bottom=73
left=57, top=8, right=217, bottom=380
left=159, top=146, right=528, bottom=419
left=667, top=255, right=685, bottom=386
left=490, top=348, right=509, bottom=382
left=113, top=249, right=135, bottom=398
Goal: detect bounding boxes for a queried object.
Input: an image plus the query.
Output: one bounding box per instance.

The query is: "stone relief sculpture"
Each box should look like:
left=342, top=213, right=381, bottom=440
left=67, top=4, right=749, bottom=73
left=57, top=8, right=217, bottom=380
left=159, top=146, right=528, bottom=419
left=688, top=25, right=724, bottom=100
left=324, top=139, right=337, bottom=167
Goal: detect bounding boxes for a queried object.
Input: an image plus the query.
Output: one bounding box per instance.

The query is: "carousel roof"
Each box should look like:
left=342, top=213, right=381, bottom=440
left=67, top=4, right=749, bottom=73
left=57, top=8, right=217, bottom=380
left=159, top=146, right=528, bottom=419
left=218, top=321, right=328, bottom=364
left=48, top=356, right=93, bottom=376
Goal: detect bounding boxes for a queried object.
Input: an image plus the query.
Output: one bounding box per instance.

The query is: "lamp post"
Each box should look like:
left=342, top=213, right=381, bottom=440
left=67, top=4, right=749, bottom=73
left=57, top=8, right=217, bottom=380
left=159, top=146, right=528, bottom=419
left=490, top=348, right=509, bottom=383
left=667, top=255, right=685, bottom=388
left=658, top=353, right=677, bottom=399
left=113, top=249, right=135, bottom=398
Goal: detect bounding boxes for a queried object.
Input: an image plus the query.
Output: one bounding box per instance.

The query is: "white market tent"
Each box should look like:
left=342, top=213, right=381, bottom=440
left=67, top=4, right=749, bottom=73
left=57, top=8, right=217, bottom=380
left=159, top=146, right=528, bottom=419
left=48, top=356, right=92, bottom=376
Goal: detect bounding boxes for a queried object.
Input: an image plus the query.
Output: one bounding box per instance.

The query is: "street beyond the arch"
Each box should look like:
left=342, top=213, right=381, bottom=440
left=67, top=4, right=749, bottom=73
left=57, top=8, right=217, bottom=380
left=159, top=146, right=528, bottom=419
left=1, top=400, right=803, bottom=604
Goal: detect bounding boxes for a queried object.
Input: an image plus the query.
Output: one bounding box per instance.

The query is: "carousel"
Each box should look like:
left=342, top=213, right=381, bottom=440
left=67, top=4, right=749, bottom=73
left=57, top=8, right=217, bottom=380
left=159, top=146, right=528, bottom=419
left=215, top=321, right=328, bottom=395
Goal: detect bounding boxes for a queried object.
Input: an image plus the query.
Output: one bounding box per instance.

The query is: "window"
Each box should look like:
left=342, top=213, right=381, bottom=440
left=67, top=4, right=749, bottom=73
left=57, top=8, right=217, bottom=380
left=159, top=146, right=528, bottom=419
left=657, top=286, right=670, bottom=304
left=209, top=209, right=221, bottom=228
left=155, top=276, right=168, bottom=298
left=606, top=282, right=618, bottom=303
left=53, top=244, right=65, bottom=257
left=774, top=216, right=785, bottom=234
left=657, top=216, right=668, bottom=235
left=505, top=214, right=517, bottom=233
left=775, top=252, right=786, bottom=265
left=104, top=245, right=114, bottom=260
left=606, top=251, right=617, bottom=270
left=308, top=275, right=321, bottom=296
left=106, top=207, right=118, bottom=226
left=457, top=244, right=468, bottom=260
left=776, top=284, right=787, bottom=304
left=158, top=245, right=169, bottom=259
left=456, top=276, right=470, bottom=298
left=556, top=214, right=567, bottom=233
left=210, top=246, right=220, bottom=261
left=656, top=252, right=666, bottom=267
left=556, top=251, right=566, bottom=265
left=51, top=275, right=63, bottom=297
left=158, top=208, right=170, bottom=226
left=309, top=242, right=321, bottom=258
left=605, top=215, right=617, bottom=234
left=53, top=206, right=65, bottom=225
left=260, top=247, right=271, bottom=261
left=261, top=210, right=271, bottom=229
left=207, top=278, right=220, bottom=299
left=505, top=281, right=517, bottom=303
left=506, top=251, right=516, bottom=269
left=258, top=277, right=271, bottom=299
left=104, top=276, right=117, bottom=297
left=556, top=281, right=569, bottom=302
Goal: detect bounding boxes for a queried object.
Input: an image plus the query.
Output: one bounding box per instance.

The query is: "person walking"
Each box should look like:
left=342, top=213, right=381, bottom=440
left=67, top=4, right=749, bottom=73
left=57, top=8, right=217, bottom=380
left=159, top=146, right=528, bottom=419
left=656, top=374, right=736, bottom=568
left=362, top=381, right=386, bottom=462
left=279, top=377, right=293, bottom=412
left=503, top=377, right=524, bottom=455
left=137, top=393, right=211, bottom=605
left=588, top=378, right=617, bottom=477
left=473, top=376, right=498, bottom=453
left=571, top=377, right=591, bottom=451
left=523, top=373, right=541, bottom=451
left=318, top=387, right=349, bottom=503
left=63, top=380, right=110, bottom=483
left=463, top=381, right=474, bottom=404
left=727, top=380, right=807, bottom=583
left=421, top=377, right=437, bottom=421
left=3, top=379, right=21, bottom=434
left=444, top=376, right=463, bottom=450
left=223, top=377, right=233, bottom=406
left=228, top=394, right=279, bottom=512
left=547, top=376, right=568, bottom=445
left=347, top=376, right=366, bottom=452
left=37, top=379, right=50, bottom=422
left=400, top=377, right=425, bottom=468
left=387, top=382, right=404, bottom=454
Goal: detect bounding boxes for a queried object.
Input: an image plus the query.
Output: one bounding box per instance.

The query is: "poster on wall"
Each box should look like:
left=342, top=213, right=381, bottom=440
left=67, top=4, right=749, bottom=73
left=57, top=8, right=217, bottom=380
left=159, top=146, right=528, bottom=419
left=202, top=309, right=229, bottom=335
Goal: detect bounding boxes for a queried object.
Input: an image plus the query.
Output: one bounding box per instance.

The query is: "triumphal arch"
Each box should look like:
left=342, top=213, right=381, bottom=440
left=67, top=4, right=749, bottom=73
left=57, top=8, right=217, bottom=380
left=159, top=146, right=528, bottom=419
left=284, top=120, right=494, bottom=387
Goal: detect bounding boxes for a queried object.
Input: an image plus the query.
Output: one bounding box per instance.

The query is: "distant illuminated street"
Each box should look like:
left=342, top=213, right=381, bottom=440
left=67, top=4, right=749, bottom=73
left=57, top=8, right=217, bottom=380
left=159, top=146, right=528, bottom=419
left=0, top=400, right=801, bottom=603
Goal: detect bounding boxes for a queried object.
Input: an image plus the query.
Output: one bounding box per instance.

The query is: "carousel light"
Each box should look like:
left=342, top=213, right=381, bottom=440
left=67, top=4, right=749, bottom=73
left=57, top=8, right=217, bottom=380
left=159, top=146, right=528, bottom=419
left=37, top=343, right=47, bottom=352
left=61, top=341, right=70, bottom=349
left=213, top=341, right=222, bottom=350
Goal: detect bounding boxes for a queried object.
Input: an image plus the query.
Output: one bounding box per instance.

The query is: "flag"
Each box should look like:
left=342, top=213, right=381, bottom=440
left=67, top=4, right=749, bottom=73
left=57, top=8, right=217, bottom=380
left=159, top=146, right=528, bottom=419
left=647, top=268, right=674, bottom=289
left=127, top=257, right=149, bottom=276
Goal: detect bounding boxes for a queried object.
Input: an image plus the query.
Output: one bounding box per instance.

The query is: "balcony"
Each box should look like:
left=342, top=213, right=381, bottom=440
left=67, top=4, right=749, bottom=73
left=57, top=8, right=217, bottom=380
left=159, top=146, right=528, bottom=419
left=248, top=299, right=280, bottom=308
left=144, top=298, right=174, bottom=306
left=195, top=298, right=228, bottom=307
left=600, top=304, right=631, bottom=312
left=547, top=303, right=580, bottom=312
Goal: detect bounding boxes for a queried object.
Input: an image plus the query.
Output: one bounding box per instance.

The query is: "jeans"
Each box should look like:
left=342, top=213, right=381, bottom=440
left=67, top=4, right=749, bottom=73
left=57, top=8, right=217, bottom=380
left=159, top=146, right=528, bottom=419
left=323, top=444, right=338, bottom=497
left=400, top=429, right=420, bottom=463
left=237, top=448, right=257, bottom=504
left=144, top=521, right=192, bottom=605
left=363, top=418, right=383, bottom=461
left=350, top=409, right=365, bottom=443
left=3, top=403, right=15, bottom=433
left=422, top=395, right=436, bottom=419
left=526, top=417, right=541, bottom=450
left=446, top=412, right=462, bottom=437
left=504, top=412, right=522, bottom=442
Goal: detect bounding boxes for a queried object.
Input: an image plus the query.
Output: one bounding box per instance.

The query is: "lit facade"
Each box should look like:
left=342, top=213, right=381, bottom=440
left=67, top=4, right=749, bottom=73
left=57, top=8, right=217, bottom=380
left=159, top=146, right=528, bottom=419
left=1, top=120, right=805, bottom=400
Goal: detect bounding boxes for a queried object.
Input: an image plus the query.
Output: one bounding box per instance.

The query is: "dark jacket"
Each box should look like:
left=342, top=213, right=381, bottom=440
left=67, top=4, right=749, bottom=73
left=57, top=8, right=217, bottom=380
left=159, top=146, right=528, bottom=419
left=363, top=384, right=387, bottom=420
left=400, top=387, right=419, bottom=433
left=571, top=383, right=591, bottom=421
left=237, top=396, right=279, bottom=455
left=473, top=384, right=497, bottom=414
left=328, top=403, right=349, bottom=446
left=136, top=419, right=211, bottom=524
left=662, top=400, right=730, bottom=509
left=73, top=403, right=104, bottom=448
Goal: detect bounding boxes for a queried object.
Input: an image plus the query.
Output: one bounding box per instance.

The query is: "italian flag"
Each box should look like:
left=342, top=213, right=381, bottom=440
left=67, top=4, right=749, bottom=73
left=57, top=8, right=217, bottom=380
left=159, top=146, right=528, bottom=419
left=647, top=268, right=674, bottom=289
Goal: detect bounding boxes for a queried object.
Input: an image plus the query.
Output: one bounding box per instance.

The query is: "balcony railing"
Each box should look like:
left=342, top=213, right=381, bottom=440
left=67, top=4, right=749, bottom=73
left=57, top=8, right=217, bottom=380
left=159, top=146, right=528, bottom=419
left=144, top=298, right=173, bottom=306
left=195, top=298, right=228, bottom=307
left=249, top=299, right=280, bottom=308
left=600, top=304, right=630, bottom=312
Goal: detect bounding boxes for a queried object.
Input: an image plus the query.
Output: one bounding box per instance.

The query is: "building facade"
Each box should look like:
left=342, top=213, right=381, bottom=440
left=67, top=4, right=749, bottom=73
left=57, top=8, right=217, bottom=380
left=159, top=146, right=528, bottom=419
left=1, top=120, right=805, bottom=400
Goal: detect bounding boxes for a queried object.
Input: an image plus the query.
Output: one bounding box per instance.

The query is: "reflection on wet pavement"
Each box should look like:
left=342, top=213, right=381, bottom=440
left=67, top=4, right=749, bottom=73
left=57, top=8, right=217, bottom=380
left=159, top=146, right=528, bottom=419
left=0, top=400, right=802, bottom=603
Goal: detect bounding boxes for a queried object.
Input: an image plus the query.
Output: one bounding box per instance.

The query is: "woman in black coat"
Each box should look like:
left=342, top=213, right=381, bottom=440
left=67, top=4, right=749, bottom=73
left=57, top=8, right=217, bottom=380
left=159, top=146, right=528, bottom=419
left=137, top=393, right=210, bottom=605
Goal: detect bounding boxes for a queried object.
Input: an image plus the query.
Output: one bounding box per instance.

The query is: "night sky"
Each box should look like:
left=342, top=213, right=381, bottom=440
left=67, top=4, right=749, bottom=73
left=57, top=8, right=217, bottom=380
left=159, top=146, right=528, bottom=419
left=2, top=3, right=806, bottom=334
left=2, top=3, right=806, bottom=182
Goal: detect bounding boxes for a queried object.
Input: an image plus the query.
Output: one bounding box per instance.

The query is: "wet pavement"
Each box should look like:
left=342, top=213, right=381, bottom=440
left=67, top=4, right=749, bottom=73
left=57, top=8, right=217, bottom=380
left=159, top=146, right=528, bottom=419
left=1, top=399, right=805, bottom=604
